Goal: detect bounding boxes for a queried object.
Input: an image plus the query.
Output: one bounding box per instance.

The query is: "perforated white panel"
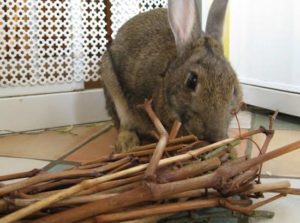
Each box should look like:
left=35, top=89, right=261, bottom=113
left=80, top=0, right=107, bottom=82
left=1, top=0, right=37, bottom=87
left=110, top=0, right=167, bottom=38
left=139, top=0, right=168, bottom=12
left=110, top=0, right=139, bottom=38
left=0, top=0, right=106, bottom=88
left=0, top=0, right=166, bottom=90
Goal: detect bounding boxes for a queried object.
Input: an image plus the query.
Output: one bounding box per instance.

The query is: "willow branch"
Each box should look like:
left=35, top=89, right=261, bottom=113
left=142, top=99, right=169, bottom=181
left=0, top=128, right=267, bottom=223
left=10, top=193, right=119, bottom=208
left=273, top=188, right=300, bottom=195
left=245, top=181, right=290, bottom=195
left=240, top=193, right=285, bottom=215
left=130, top=135, right=198, bottom=152
left=0, top=156, right=131, bottom=197
left=0, top=169, right=41, bottom=182
left=22, top=178, right=86, bottom=194
left=95, top=198, right=220, bottom=222
left=169, top=120, right=182, bottom=140
left=80, top=135, right=197, bottom=166
left=79, top=174, right=143, bottom=196
left=157, top=157, right=221, bottom=183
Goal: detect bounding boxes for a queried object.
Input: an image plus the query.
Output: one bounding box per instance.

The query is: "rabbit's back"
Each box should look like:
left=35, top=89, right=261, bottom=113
left=109, top=8, right=177, bottom=104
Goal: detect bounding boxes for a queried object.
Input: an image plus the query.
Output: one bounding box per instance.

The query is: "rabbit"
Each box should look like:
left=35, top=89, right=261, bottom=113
left=101, top=0, right=243, bottom=152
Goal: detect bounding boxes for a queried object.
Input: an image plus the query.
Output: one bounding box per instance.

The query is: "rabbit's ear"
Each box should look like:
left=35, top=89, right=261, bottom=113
left=205, top=0, right=228, bottom=44
left=168, top=0, right=202, bottom=56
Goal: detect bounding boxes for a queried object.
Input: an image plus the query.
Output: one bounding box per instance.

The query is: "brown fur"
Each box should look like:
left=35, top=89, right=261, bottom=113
left=101, top=3, right=242, bottom=152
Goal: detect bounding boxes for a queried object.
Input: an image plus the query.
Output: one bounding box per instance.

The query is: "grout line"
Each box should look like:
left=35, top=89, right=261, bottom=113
left=0, top=155, right=52, bottom=162
left=0, top=120, right=112, bottom=137
left=58, top=123, right=113, bottom=160
left=43, top=123, right=114, bottom=172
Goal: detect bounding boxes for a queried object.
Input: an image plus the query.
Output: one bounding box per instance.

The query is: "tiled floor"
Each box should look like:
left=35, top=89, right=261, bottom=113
left=0, top=107, right=299, bottom=222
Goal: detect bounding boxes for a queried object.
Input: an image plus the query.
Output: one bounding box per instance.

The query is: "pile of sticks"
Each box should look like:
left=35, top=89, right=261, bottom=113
left=0, top=99, right=299, bottom=223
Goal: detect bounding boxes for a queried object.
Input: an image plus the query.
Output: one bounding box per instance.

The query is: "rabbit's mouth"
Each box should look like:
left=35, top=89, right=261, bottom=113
left=183, top=119, right=229, bottom=143
left=202, top=123, right=229, bottom=143
left=204, top=133, right=228, bottom=143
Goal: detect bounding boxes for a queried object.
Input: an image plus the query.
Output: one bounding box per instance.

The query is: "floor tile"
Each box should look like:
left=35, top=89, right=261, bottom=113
left=251, top=130, right=300, bottom=177
left=0, top=123, right=109, bottom=161
left=65, top=127, right=117, bottom=163
left=0, top=156, right=49, bottom=184
left=251, top=178, right=300, bottom=223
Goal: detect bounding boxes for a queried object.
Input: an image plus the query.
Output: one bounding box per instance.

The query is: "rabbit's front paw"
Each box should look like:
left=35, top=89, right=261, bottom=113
left=115, top=130, right=140, bottom=153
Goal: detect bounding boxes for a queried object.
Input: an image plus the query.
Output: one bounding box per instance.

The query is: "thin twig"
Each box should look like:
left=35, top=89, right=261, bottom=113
left=244, top=193, right=285, bottom=215
left=129, top=135, right=198, bottom=152
left=0, top=128, right=272, bottom=223
left=142, top=99, right=169, bottom=181
left=95, top=198, right=220, bottom=222
left=169, top=120, right=182, bottom=140
left=0, top=156, right=131, bottom=197
left=0, top=169, right=41, bottom=182
left=245, top=181, right=290, bottom=195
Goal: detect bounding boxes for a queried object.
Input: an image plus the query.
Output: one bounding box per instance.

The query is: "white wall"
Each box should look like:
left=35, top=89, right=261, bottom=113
left=229, top=0, right=300, bottom=116
left=230, top=0, right=300, bottom=93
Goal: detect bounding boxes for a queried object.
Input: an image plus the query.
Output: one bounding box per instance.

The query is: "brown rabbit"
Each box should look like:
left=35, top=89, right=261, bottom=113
left=101, top=0, right=242, bottom=152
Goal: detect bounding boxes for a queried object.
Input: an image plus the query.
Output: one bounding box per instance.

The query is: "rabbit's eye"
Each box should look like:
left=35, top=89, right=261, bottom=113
left=185, top=72, right=198, bottom=91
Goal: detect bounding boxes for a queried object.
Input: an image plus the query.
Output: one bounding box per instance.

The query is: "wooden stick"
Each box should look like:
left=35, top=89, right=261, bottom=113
left=10, top=193, right=118, bottom=207
left=80, top=140, right=191, bottom=167
left=269, top=110, right=279, bottom=131
left=31, top=186, right=154, bottom=223
left=273, top=188, right=300, bottom=195
left=22, top=178, right=86, bottom=194
left=8, top=139, right=300, bottom=223
left=212, top=141, right=300, bottom=195
left=0, top=199, right=10, bottom=214
left=129, top=135, right=198, bottom=152
left=78, top=162, right=107, bottom=170
left=109, top=161, right=135, bottom=173
left=95, top=198, right=220, bottom=222
left=0, top=129, right=265, bottom=223
left=223, top=193, right=285, bottom=215
left=0, top=169, right=40, bottom=182
left=169, top=120, right=182, bottom=140
left=229, top=140, right=300, bottom=178
left=124, top=144, right=185, bottom=157
left=143, top=99, right=169, bottom=181
left=78, top=175, right=143, bottom=196
left=29, top=160, right=220, bottom=222
left=157, top=157, right=221, bottom=183
left=246, top=181, right=290, bottom=195
left=80, top=153, right=119, bottom=166
left=168, top=189, right=207, bottom=199
left=0, top=156, right=131, bottom=197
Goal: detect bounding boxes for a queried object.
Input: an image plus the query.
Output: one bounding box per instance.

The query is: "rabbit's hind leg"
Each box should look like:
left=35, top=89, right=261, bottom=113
left=115, top=129, right=139, bottom=153
left=111, top=95, right=140, bottom=152
left=101, top=52, right=140, bottom=152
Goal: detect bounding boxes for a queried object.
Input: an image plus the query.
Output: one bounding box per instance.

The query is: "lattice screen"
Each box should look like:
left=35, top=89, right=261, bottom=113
left=0, top=0, right=167, bottom=90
